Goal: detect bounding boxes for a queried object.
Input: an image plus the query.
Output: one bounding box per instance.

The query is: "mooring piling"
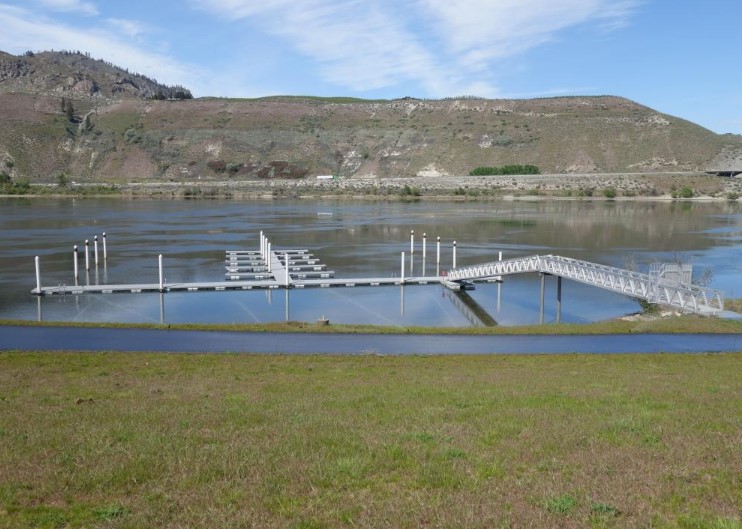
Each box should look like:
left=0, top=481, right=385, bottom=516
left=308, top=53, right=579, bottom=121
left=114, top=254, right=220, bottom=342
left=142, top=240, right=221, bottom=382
left=84, top=239, right=90, bottom=271
left=284, top=252, right=290, bottom=287
left=453, top=240, right=457, bottom=269
left=422, top=233, right=427, bottom=275
left=102, top=232, right=107, bottom=261
left=73, top=245, right=79, bottom=279
left=401, top=251, right=405, bottom=283
left=35, top=256, right=41, bottom=294
left=436, top=236, right=441, bottom=276
left=94, top=236, right=99, bottom=267
left=410, top=230, right=414, bottom=254
left=158, top=254, right=164, bottom=292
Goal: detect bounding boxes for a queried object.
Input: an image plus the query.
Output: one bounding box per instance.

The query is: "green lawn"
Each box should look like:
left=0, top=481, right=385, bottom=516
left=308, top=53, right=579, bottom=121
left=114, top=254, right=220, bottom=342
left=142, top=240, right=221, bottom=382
left=0, top=352, right=739, bottom=528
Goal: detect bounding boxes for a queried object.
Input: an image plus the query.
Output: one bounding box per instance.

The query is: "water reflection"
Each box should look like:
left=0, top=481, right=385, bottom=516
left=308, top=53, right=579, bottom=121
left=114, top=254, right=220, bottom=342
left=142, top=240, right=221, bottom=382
left=2, top=198, right=740, bottom=325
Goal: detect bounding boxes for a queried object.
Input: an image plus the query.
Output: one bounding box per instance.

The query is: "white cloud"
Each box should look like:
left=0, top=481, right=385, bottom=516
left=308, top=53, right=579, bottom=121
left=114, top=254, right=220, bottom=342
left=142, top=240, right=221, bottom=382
left=0, top=5, right=200, bottom=90
left=419, top=0, right=641, bottom=69
left=191, top=0, right=639, bottom=97
left=106, top=18, right=148, bottom=39
left=35, top=0, right=98, bottom=16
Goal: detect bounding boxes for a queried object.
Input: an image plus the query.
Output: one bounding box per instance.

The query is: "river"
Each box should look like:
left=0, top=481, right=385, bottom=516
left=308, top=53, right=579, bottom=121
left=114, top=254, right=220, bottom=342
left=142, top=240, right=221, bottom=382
left=1, top=198, right=740, bottom=326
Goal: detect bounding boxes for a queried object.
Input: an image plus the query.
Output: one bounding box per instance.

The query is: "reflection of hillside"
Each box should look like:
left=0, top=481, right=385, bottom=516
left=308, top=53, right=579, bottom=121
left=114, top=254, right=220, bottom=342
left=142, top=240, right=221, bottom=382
left=272, top=201, right=741, bottom=259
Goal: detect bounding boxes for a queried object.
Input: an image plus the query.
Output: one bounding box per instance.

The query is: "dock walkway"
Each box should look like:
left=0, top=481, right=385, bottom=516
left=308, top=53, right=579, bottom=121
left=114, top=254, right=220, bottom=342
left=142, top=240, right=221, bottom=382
left=31, top=235, right=725, bottom=316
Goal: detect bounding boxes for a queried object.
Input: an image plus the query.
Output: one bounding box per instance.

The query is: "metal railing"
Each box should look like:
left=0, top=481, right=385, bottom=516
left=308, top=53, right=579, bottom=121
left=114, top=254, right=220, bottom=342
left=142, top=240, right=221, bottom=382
left=447, top=255, right=724, bottom=315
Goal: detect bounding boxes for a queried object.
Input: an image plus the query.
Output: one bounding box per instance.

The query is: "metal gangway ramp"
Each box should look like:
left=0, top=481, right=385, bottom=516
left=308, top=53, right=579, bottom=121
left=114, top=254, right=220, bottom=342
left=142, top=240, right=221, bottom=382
left=447, top=255, right=724, bottom=315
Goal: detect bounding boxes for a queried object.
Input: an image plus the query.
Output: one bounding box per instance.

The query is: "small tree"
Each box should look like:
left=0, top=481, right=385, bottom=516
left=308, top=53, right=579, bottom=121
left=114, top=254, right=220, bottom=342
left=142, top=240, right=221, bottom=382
left=603, top=188, right=617, bottom=199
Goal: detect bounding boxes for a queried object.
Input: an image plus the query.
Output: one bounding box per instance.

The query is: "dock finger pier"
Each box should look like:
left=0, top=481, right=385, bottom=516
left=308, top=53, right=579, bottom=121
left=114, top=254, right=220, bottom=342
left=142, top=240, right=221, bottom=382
left=31, top=230, right=724, bottom=317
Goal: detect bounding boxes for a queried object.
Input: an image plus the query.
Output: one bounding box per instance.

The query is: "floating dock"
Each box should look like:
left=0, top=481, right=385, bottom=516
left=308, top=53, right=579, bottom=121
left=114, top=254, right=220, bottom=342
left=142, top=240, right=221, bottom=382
left=30, top=230, right=725, bottom=317
left=33, top=239, right=446, bottom=295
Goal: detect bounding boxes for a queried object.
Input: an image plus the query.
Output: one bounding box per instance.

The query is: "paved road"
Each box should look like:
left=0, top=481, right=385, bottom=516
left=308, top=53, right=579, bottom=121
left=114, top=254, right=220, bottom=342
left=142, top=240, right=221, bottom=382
left=1, top=326, right=740, bottom=354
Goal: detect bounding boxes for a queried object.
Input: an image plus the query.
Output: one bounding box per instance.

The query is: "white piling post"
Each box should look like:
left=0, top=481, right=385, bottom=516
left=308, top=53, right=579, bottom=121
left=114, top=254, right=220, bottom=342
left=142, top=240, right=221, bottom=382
left=102, top=232, right=107, bottom=261
left=158, top=254, right=164, bottom=292
left=410, top=230, right=414, bottom=254
left=35, top=256, right=41, bottom=294
left=401, top=251, right=405, bottom=283
left=260, top=231, right=264, bottom=258
left=94, top=236, right=99, bottom=267
left=436, top=236, right=441, bottom=275
left=423, top=233, right=427, bottom=259
left=453, top=240, right=457, bottom=269
left=267, top=243, right=272, bottom=272
left=73, top=245, right=79, bottom=278
left=497, top=250, right=503, bottom=282
left=284, top=252, right=289, bottom=287
left=84, top=239, right=90, bottom=271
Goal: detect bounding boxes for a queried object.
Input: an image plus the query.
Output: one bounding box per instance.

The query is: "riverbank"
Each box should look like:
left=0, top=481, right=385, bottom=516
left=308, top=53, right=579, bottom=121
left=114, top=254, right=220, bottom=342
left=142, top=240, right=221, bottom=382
left=0, top=351, right=738, bottom=528
left=3, top=310, right=742, bottom=334
left=4, top=172, right=742, bottom=201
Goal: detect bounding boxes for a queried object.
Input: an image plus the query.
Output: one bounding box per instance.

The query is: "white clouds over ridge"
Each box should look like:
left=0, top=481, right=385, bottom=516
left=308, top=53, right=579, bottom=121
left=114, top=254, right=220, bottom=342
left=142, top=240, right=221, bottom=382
left=192, top=0, right=640, bottom=96
left=0, top=0, right=639, bottom=98
left=0, top=4, right=199, bottom=88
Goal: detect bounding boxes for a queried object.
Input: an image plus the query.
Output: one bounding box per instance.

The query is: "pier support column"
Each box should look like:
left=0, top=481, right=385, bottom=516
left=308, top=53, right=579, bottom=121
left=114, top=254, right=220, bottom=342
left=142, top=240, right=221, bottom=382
left=94, top=236, right=99, bottom=267
left=401, top=251, right=405, bottom=284
left=540, top=272, right=546, bottom=324
left=159, top=293, right=165, bottom=324
left=557, top=276, right=562, bottom=323
left=453, top=241, right=457, bottom=269
left=102, top=232, right=107, bottom=261
left=84, top=239, right=90, bottom=271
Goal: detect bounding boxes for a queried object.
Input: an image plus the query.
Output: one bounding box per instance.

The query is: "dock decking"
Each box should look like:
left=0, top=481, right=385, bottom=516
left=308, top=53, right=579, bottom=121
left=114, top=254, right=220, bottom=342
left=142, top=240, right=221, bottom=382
left=33, top=246, right=443, bottom=295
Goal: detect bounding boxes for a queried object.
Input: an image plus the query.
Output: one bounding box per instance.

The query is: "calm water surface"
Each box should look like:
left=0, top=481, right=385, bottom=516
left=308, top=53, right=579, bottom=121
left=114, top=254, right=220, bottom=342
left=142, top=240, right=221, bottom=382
left=1, top=198, right=740, bottom=326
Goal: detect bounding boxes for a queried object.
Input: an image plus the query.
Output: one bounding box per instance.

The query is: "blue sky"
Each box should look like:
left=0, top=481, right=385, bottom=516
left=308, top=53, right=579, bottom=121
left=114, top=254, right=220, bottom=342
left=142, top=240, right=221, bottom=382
left=1, top=0, right=740, bottom=134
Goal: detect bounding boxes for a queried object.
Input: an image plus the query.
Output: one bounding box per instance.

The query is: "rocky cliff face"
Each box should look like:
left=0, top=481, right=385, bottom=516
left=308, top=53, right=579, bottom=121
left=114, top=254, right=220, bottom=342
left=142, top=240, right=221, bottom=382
left=0, top=51, right=191, bottom=100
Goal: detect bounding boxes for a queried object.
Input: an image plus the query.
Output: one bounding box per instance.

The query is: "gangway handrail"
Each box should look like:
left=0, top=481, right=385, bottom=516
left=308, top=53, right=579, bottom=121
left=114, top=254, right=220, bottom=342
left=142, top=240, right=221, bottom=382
left=447, top=254, right=724, bottom=315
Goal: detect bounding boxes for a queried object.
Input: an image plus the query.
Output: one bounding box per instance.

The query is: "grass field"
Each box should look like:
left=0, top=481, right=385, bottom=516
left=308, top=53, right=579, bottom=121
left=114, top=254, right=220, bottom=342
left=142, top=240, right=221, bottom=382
left=0, top=352, right=739, bottom=528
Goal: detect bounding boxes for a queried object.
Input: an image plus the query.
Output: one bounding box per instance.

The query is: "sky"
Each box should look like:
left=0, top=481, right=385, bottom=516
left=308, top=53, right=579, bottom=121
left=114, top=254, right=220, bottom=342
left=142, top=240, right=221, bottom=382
left=0, top=0, right=740, bottom=134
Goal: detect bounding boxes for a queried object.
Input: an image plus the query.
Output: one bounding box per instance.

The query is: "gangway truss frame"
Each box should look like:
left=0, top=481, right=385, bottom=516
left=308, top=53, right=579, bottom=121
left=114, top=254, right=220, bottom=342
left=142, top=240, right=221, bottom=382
left=447, top=254, right=724, bottom=315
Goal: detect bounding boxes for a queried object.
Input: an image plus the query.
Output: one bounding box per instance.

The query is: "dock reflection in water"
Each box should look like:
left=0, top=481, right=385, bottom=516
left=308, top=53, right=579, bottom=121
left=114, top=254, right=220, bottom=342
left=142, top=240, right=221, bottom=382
left=3, top=198, right=741, bottom=326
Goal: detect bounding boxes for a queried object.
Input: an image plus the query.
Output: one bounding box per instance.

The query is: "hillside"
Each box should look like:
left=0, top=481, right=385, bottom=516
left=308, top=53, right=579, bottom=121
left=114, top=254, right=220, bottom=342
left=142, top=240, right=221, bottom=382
left=0, top=51, right=740, bottom=185
left=0, top=50, right=191, bottom=100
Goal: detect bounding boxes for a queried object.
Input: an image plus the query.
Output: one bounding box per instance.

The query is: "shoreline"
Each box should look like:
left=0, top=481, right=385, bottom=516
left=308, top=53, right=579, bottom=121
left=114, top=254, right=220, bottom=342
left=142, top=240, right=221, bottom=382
left=2, top=172, right=741, bottom=201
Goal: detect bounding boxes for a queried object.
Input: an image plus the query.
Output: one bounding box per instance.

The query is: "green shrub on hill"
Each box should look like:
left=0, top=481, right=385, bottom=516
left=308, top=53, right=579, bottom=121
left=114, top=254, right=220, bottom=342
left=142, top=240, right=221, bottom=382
left=470, top=165, right=540, bottom=176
